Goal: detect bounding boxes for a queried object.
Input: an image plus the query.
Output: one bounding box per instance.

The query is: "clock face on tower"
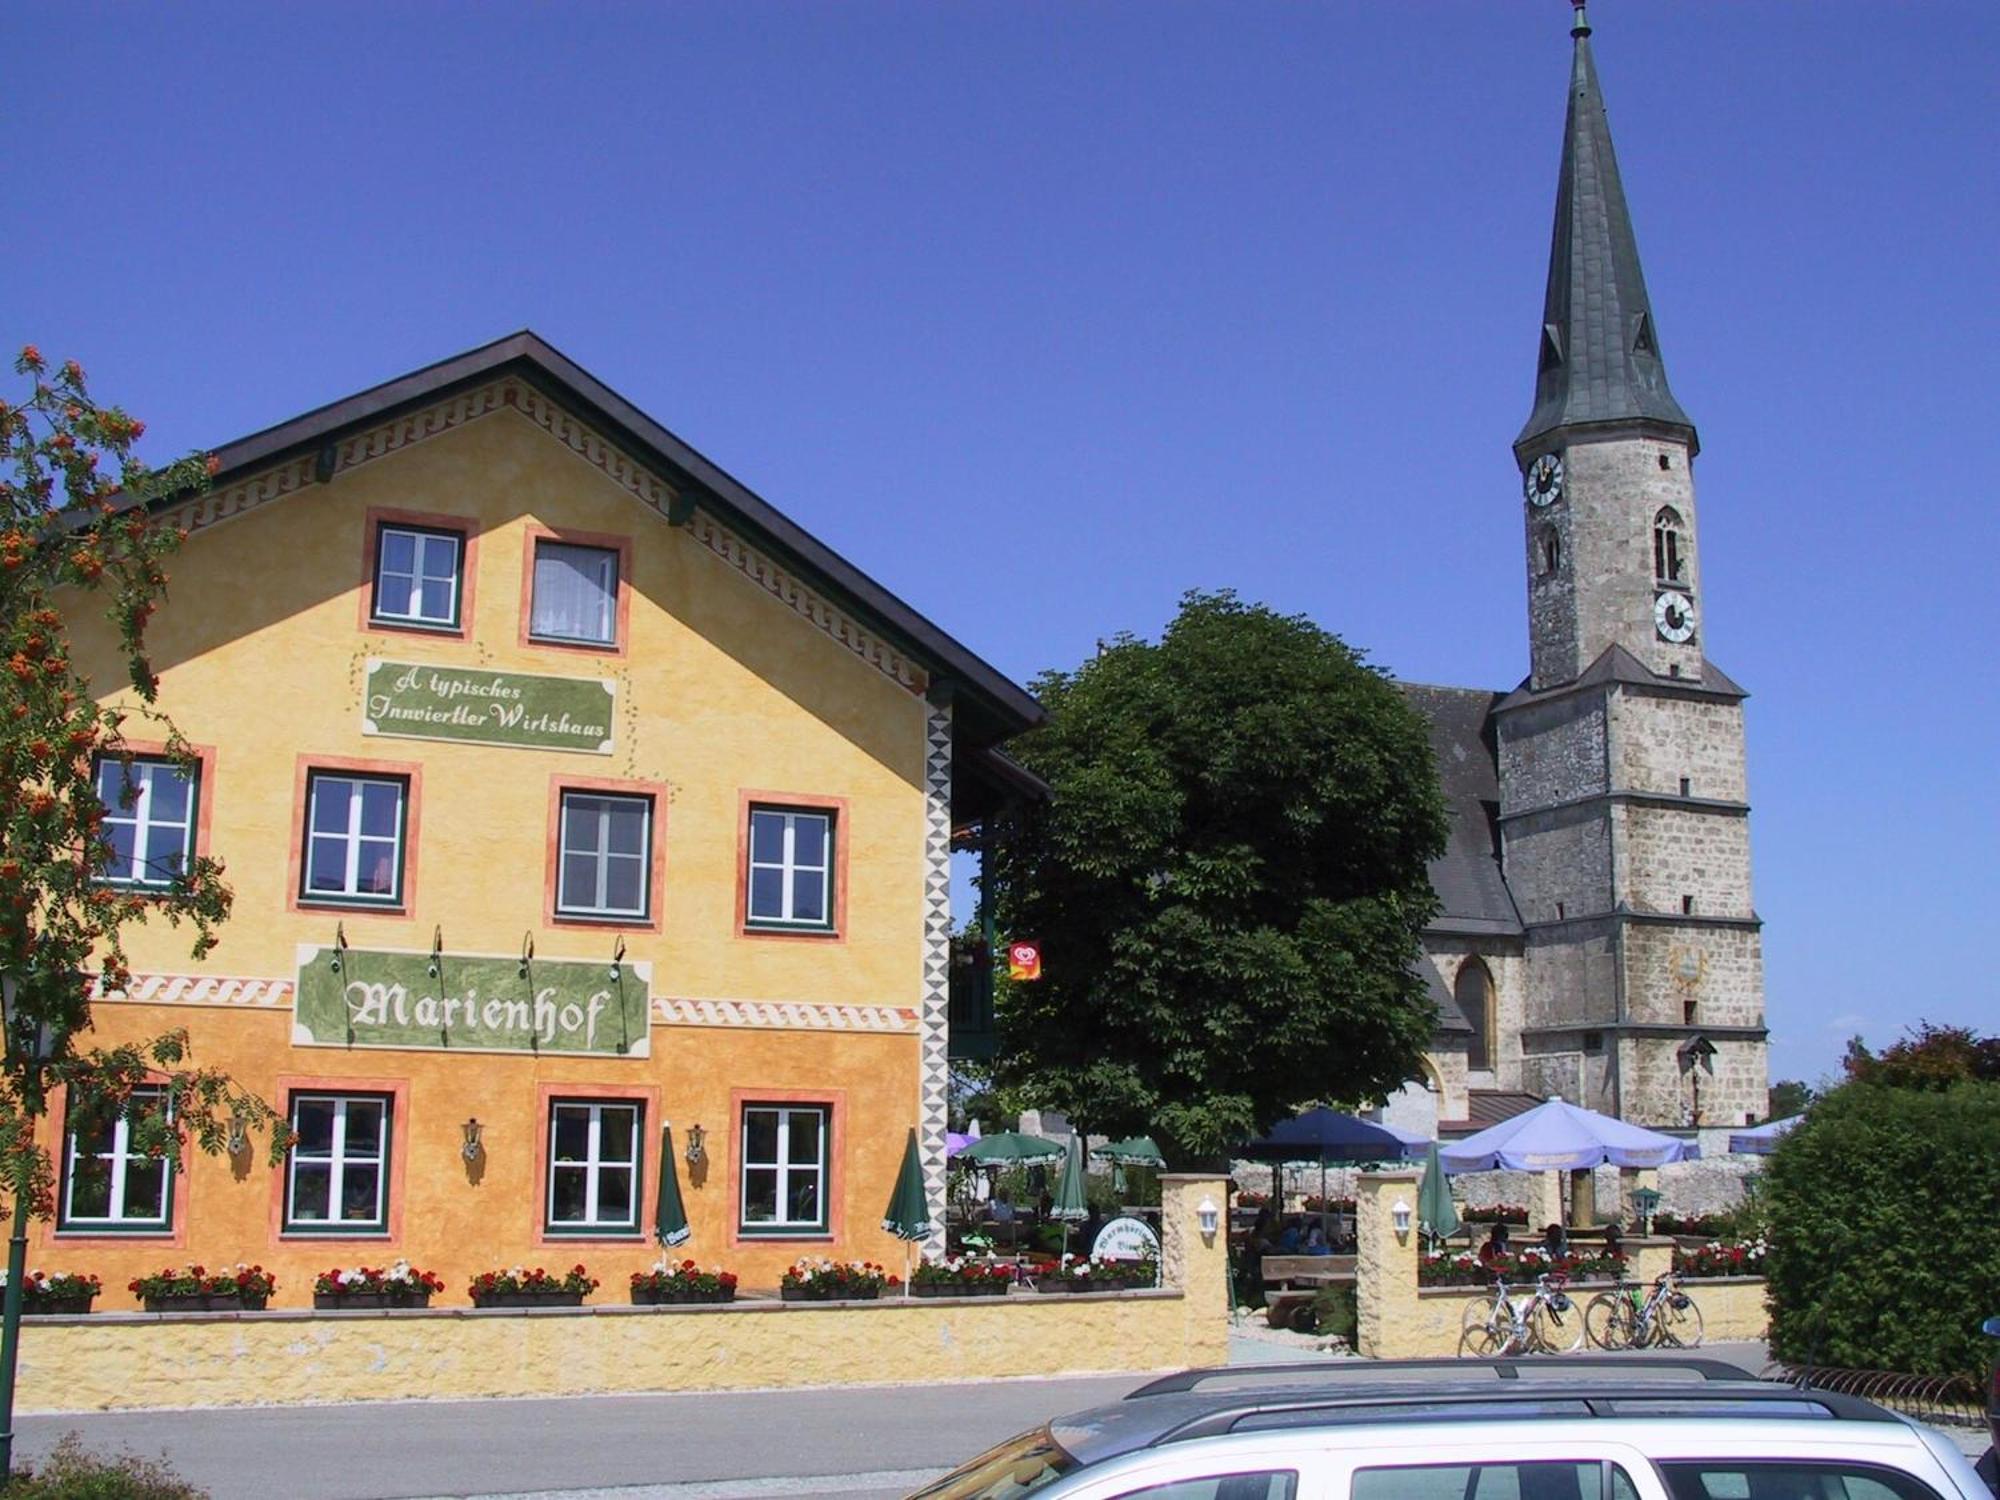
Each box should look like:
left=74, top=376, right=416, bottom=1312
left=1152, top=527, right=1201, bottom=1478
left=1655, top=590, right=1697, bottom=644
left=1524, top=452, right=1565, bottom=508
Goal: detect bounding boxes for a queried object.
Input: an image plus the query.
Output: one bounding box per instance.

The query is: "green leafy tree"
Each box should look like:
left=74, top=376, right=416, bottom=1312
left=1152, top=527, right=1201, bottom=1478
left=1842, top=1022, right=2000, bottom=1090
left=1761, top=1074, right=2000, bottom=1379
left=1765, top=1078, right=1814, bottom=1120
left=984, top=591, right=1449, bottom=1165
left=1, top=346, right=285, bottom=1218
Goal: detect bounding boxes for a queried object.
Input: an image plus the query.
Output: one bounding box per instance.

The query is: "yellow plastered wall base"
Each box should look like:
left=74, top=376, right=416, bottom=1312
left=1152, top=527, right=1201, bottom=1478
left=15, top=1293, right=1194, bottom=1413
left=1355, top=1173, right=1767, bottom=1356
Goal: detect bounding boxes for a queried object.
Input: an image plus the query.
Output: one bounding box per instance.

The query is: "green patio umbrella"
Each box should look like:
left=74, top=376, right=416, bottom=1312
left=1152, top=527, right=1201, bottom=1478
left=657, top=1124, right=691, bottom=1247
left=1051, top=1135, right=1089, bottom=1263
left=883, top=1128, right=932, bottom=1296
left=1417, top=1140, right=1459, bottom=1251
left=1089, top=1136, right=1164, bottom=1199
left=955, top=1129, right=1065, bottom=1168
left=1090, top=1136, right=1165, bottom=1167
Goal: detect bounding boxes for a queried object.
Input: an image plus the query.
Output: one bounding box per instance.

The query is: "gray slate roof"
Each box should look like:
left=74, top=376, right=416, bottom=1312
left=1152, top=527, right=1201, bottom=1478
left=1494, top=644, right=1749, bottom=714
left=1516, top=14, right=1695, bottom=455
left=1400, top=684, right=1522, bottom=937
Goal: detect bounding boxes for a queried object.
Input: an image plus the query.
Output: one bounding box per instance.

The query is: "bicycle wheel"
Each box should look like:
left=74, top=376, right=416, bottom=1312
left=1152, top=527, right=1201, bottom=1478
left=1585, top=1291, right=1637, bottom=1349
left=1462, top=1292, right=1505, bottom=1336
left=1460, top=1322, right=1507, bottom=1357
left=1528, top=1296, right=1587, bottom=1354
left=1654, top=1292, right=1704, bottom=1348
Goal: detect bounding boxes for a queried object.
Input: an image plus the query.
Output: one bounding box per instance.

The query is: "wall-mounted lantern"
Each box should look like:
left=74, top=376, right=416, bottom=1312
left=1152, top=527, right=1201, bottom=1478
left=684, top=1122, right=706, bottom=1167
left=1196, top=1196, right=1220, bottom=1243
left=1391, top=1198, right=1413, bottom=1241
left=461, top=1118, right=484, bottom=1163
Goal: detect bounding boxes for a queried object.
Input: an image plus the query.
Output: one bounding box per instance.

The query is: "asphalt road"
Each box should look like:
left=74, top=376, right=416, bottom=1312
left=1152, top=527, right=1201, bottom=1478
left=11, top=1342, right=1783, bottom=1500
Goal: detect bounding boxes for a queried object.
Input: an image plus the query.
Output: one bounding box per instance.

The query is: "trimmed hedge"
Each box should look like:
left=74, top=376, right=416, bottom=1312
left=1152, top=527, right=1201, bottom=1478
left=1761, top=1079, right=2000, bottom=1380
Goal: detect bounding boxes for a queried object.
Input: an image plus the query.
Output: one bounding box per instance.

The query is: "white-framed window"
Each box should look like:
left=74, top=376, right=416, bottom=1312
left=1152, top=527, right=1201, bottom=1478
left=301, top=772, right=408, bottom=906
left=740, top=1104, right=828, bottom=1234
left=547, top=1100, right=642, bottom=1233
left=530, top=541, right=619, bottom=646
left=60, top=1086, right=172, bottom=1231
left=371, top=525, right=464, bottom=629
left=556, top=791, right=652, bottom=921
left=745, top=807, right=834, bottom=929
left=93, top=756, right=198, bottom=888
left=285, top=1093, right=390, bottom=1233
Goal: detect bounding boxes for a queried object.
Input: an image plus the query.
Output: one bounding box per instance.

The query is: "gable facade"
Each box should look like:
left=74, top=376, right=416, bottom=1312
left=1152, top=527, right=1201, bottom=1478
left=40, top=347, right=1037, bottom=1301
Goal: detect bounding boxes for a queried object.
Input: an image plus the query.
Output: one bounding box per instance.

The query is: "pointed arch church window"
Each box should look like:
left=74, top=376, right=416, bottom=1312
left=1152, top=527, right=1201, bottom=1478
left=1455, top=958, right=1496, bottom=1073
left=1653, top=507, right=1686, bottom=584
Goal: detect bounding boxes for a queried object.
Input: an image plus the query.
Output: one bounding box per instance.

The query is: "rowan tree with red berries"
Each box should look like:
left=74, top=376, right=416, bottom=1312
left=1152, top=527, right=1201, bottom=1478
left=0, top=345, right=284, bottom=1218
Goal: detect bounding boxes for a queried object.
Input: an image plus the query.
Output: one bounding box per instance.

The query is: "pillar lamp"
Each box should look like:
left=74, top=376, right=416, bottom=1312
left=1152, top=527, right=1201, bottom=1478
left=1196, top=1196, right=1220, bottom=1243
left=1391, top=1198, right=1413, bottom=1240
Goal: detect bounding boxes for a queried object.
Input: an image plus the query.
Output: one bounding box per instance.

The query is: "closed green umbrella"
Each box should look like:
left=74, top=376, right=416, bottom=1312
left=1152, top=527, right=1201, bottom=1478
left=657, top=1125, right=691, bottom=1247
left=955, top=1130, right=1065, bottom=1168
left=1050, top=1135, right=1089, bottom=1264
left=883, top=1128, right=932, bottom=1297
left=883, top=1128, right=932, bottom=1240
left=1417, top=1140, right=1459, bottom=1250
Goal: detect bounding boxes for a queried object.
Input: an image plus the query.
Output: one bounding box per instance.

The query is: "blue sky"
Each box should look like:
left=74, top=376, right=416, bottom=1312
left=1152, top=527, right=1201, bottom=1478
left=11, top=3, right=1996, bottom=1087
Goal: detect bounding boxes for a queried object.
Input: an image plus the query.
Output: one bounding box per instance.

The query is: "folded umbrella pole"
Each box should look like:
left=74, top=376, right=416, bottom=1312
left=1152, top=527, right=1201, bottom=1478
left=883, top=1128, right=932, bottom=1296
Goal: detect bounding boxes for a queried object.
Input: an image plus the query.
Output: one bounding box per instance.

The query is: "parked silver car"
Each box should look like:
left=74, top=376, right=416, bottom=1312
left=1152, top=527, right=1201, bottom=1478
left=911, top=1359, right=1990, bottom=1500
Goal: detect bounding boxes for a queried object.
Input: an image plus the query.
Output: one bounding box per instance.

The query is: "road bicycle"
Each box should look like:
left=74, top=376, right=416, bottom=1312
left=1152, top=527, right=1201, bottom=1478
left=1585, top=1269, right=1704, bottom=1349
left=1460, top=1272, right=1584, bottom=1355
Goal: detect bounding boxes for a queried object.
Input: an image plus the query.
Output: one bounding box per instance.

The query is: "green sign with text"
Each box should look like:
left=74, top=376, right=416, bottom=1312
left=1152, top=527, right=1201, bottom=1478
left=362, top=660, right=616, bottom=755
left=293, top=944, right=651, bottom=1057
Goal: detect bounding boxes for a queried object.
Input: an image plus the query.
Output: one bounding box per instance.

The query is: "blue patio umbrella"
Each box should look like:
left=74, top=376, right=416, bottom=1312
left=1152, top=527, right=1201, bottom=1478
left=1439, top=1098, right=1697, bottom=1173
left=1238, top=1108, right=1418, bottom=1240
left=1727, top=1115, right=1800, bottom=1155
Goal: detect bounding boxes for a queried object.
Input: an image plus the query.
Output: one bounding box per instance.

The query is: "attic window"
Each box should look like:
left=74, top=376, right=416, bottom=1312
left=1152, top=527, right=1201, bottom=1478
left=1631, top=312, right=1656, bottom=355
left=1658, top=453, right=1672, bottom=471
left=1539, top=324, right=1564, bottom=372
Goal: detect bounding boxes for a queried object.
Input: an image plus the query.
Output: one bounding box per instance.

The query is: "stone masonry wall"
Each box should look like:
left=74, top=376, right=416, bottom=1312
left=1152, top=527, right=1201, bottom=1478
left=1550, top=434, right=1706, bottom=686
left=1612, top=692, right=1749, bottom=802
left=1505, top=807, right=1613, bottom=925
left=1624, top=924, right=1764, bottom=1028
left=1497, top=697, right=1607, bottom=815
left=1618, top=804, right=1754, bottom=915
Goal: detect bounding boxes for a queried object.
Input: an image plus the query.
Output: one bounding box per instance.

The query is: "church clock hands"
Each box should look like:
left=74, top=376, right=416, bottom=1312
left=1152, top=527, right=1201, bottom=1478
left=1524, top=451, right=1565, bottom=507
left=1654, top=590, right=1697, bottom=644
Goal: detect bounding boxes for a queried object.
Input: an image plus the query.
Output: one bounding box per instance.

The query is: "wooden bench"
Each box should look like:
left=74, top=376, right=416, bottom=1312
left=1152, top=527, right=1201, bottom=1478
left=1260, top=1254, right=1356, bottom=1331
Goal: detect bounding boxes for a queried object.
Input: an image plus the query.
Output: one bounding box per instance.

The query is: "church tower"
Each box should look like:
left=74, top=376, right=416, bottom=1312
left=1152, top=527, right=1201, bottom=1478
left=1493, top=3, right=1768, bottom=1131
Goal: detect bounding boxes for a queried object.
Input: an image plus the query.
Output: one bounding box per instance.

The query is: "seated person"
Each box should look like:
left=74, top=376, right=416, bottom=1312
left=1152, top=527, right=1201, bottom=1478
left=989, top=1191, right=1016, bottom=1224
left=1276, top=1217, right=1305, bottom=1253
left=1304, top=1223, right=1331, bottom=1256
left=1477, top=1222, right=1511, bottom=1267
left=1542, top=1221, right=1569, bottom=1258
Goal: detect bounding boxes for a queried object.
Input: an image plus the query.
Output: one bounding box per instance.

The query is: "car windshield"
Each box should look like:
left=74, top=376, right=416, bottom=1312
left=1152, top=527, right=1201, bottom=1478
left=907, top=1426, right=1078, bottom=1500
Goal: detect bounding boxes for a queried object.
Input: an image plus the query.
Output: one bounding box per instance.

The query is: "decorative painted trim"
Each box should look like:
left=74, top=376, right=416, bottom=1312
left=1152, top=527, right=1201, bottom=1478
left=650, top=998, right=917, bottom=1033
left=90, top=975, right=917, bottom=1033
left=163, top=380, right=928, bottom=694
left=91, top=974, right=295, bottom=1009
left=918, top=694, right=953, bottom=1257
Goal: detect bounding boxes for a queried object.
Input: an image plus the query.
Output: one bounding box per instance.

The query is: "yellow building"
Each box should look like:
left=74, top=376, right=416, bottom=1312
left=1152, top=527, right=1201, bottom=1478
left=37, top=332, right=1042, bottom=1304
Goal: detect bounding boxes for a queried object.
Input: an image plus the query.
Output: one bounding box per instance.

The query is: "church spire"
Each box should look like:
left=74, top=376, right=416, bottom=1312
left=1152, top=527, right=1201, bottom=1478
left=1517, top=2, right=1696, bottom=456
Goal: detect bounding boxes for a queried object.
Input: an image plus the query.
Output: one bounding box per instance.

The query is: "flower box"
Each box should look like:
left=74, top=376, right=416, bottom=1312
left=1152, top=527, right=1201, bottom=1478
left=468, top=1263, right=598, bottom=1307
left=910, top=1281, right=1007, bottom=1298
left=632, top=1285, right=736, bottom=1305
left=781, top=1284, right=881, bottom=1302
left=313, top=1290, right=433, bottom=1310
left=144, top=1292, right=268, bottom=1313
left=21, top=1294, right=95, bottom=1316
left=472, top=1291, right=585, bottom=1308
left=130, top=1264, right=276, bottom=1312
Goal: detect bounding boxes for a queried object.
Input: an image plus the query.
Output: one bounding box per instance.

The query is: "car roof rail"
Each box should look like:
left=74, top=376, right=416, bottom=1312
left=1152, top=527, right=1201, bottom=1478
left=1126, top=1357, right=1762, bottom=1399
